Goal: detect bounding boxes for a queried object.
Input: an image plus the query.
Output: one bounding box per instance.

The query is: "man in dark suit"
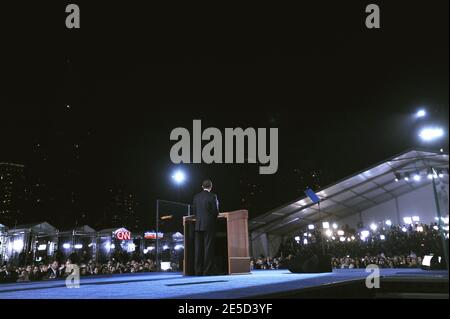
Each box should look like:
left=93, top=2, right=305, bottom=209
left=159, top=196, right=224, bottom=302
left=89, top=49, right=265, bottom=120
left=192, top=179, right=219, bottom=275
left=47, top=260, right=61, bottom=279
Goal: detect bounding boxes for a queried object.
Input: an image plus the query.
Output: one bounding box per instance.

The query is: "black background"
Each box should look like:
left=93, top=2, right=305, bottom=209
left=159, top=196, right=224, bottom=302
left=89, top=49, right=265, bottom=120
left=1, top=1, right=448, bottom=229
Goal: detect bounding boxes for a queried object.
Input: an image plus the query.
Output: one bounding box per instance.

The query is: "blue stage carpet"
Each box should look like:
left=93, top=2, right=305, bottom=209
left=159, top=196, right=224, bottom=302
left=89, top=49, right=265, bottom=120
left=0, top=268, right=447, bottom=299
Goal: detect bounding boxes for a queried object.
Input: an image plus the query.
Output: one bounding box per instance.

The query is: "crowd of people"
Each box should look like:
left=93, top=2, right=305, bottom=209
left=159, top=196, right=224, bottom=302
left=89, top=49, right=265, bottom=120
left=250, top=253, right=426, bottom=270
left=0, top=258, right=161, bottom=284
left=331, top=254, right=423, bottom=269
left=1, top=221, right=448, bottom=283
left=252, top=221, right=448, bottom=270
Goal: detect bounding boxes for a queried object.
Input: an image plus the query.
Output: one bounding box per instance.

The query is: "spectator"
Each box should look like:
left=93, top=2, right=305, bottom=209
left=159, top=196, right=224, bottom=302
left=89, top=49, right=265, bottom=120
left=47, top=261, right=61, bottom=279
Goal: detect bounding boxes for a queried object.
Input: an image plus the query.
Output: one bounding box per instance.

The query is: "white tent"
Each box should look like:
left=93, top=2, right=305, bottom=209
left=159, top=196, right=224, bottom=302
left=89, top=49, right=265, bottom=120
left=249, top=149, right=449, bottom=257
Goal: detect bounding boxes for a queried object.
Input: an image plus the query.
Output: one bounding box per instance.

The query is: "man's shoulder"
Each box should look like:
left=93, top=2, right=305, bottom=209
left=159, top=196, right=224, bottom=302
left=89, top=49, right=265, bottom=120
left=194, top=191, right=205, bottom=198
left=193, top=191, right=206, bottom=201
left=194, top=191, right=217, bottom=199
left=209, top=192, right=218, bottom=200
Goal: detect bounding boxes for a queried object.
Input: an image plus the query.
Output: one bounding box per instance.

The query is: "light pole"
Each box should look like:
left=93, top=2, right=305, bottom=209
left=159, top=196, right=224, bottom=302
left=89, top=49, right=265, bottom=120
left=155, top=199, right=191, bottom=271
left=155, top=169, right=188, bottom=271
left=172, top=170, right=186, bottom=200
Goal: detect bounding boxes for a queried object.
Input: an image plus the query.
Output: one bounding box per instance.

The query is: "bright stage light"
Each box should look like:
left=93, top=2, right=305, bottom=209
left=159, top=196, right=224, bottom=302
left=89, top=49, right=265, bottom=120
left=172, top=170, right=186, bottom=184
left=163, top=245, right=169, bottom=250
left=361, top=230, right=370, bottom=238
left=174, top=244, right=184, bottom=250
left=370, top=223, right=378, bottom=231
left=325, top=229, right=333, bottom=237
left=332, top=223, right=338, bottom=229
left=403, top=217, right=412, bottom=224
left=63, top=243, right=71, bottom=249
left=13, top=240, right=24, bottom=252
left=380, top=235, right=386, bottom=240
left=402, top=227, right=408, bottom=232
left=308, top=224, right=315, bottom=230
left=37, top=244, right=47, bottom=251
left=419, top=127, right=444, bottom=141
left=161, top=262, right=172, bottom=271
left=74, top=244, right=83, bottom=249
left=337, top=230, right=344, bottom=236
left=412, top=216, right=420, bottom=222
left=294, top=236, right=300, bottom=242
left=303, top=238, right=308, bottom=245
left=322, top=222, right=330, bottom=229
left=385, top=220, right=392, bottom=226
left=339, top=237, right=346, bottom=242
left=416, top=109, right=426, bottom=118
left=413, top=174, right=421, bottom=182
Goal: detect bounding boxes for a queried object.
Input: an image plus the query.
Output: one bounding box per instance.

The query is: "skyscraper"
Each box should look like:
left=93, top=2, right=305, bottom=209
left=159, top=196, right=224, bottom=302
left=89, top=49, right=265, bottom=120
left=0, top=162, right=26, bottom=226
left=103, top=188, right=140, bottom=231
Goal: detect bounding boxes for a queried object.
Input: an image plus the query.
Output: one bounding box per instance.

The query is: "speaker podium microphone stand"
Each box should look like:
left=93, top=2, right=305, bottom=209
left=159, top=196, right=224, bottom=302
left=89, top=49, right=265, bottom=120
left=183, top=210, right=251, bottom=276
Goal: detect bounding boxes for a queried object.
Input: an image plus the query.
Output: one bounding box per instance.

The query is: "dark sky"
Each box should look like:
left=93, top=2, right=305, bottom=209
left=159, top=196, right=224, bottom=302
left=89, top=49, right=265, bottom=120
left=1, top=1, right=448, bottom=228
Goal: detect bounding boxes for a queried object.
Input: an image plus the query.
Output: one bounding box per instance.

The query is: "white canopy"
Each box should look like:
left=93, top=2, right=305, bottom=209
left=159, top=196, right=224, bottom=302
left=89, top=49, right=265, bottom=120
left=250, top=149, right=449, bottom=236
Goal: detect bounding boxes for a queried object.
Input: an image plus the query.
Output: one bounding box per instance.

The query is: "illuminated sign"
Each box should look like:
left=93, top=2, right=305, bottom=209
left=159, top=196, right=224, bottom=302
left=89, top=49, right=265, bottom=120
left=144, top=231, right=163, bottom=239
left=172, top=232, right=184, bottom=239
left=114, top=228, right=131, bottom=240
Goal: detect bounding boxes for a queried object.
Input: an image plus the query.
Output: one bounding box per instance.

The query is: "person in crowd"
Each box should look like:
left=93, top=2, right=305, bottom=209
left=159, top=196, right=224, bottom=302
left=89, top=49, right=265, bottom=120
left=47, top=261, right=61, bottom=279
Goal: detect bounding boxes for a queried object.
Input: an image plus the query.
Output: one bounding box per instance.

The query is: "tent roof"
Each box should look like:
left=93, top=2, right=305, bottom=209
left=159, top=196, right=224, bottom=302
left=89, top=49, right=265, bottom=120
left=59, top=225, right=97, bottom=234
left=8, top=222, right=58, bottom=234
left=249, top=149, right=449, bottom=236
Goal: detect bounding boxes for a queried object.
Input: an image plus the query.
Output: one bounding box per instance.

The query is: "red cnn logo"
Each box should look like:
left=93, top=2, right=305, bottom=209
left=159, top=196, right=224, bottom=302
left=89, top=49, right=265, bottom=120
left=115, top=228, right=131, bottom=240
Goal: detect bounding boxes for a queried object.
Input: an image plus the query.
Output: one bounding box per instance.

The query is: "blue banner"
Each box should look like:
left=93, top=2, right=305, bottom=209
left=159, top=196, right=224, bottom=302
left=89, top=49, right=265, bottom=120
left=305, top=188, right=320, bottom=204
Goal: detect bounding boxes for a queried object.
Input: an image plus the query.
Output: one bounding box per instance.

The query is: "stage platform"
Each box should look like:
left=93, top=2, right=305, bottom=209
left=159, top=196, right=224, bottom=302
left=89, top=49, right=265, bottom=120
left=0, top=268, right=448, bottom=299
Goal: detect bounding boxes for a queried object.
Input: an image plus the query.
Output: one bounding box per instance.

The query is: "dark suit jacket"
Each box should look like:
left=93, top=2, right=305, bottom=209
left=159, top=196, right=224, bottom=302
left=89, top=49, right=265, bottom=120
left=192, top=190, right=219, bottom=231
left=47, top=268, right=60, bottom=279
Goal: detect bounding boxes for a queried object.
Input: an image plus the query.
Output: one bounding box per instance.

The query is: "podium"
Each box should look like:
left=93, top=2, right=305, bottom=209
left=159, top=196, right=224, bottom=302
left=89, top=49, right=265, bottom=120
left=183, top=210, right=250, bottom=275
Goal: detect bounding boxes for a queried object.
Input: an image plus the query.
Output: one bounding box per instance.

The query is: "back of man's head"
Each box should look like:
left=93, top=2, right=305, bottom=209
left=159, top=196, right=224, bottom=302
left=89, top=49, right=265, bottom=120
left=202, top=179, right=213, bottom=190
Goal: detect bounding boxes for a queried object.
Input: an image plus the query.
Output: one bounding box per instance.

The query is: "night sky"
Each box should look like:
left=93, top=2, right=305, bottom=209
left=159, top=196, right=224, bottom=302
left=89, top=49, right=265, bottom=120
left=1, top=2, right=448, bottom=229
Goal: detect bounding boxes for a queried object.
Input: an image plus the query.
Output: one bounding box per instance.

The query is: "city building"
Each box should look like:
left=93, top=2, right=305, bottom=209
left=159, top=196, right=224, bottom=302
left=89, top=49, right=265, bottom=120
left=0, top=162, right=26, bottom=226
left=103, top=188, right=140, bottom=231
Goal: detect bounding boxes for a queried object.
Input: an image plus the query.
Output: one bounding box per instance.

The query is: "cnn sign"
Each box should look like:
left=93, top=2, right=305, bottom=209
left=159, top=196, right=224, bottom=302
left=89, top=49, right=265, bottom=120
left=114, top=228, right=131, bottom=240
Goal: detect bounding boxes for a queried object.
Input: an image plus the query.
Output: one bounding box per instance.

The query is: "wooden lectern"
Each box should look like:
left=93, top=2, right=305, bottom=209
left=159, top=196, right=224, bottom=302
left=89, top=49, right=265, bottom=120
left=183, top=210, right=250, bottom=275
